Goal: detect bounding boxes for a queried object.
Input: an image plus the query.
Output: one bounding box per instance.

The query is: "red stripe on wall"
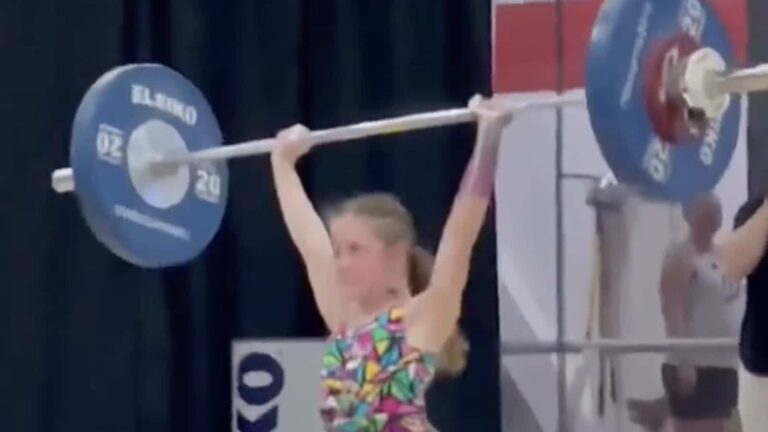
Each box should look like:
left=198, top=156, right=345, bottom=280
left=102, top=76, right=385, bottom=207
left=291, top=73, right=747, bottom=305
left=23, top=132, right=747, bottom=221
left=493, top=0, right=747, bottom=93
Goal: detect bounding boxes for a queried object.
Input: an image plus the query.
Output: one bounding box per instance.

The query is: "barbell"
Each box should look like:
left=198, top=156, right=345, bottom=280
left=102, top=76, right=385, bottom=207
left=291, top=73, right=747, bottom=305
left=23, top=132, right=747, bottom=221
left=51, top=0, right=768, bottom=268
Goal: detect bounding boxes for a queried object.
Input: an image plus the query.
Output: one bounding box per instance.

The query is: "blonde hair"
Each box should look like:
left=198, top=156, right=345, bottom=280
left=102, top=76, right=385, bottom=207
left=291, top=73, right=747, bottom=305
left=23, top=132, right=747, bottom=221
left=325, top=192, right=469, bottom=376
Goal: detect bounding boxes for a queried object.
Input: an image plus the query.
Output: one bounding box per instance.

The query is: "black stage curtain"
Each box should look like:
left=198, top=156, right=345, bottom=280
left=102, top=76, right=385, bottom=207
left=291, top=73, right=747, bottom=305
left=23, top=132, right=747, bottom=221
left=748, top=0, right=768, bottom=194
left=0, top=1, right=498, bottom=431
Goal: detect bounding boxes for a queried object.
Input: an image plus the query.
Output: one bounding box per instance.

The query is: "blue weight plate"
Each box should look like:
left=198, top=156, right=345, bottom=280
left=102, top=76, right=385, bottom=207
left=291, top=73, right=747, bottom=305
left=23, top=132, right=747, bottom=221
left=586, top=0, right=739, bottom=202
left=70, top=64, right=227, bottom=267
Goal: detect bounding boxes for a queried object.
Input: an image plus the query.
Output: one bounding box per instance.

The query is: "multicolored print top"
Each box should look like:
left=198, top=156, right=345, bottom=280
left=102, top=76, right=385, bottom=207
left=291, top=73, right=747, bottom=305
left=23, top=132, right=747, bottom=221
left=320, top=307, right=439, bottom=431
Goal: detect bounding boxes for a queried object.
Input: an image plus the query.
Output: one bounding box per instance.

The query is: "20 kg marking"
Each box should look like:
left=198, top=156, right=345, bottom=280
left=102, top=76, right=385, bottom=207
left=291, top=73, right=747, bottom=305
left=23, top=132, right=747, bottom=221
left=195, top=168, right=221, bottom=204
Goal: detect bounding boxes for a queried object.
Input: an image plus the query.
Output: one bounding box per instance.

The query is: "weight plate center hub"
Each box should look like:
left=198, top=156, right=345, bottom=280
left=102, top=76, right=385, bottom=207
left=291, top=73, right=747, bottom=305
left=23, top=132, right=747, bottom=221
left=127, top=119, right=191, bottom=209
left=644, top=34, right=727, bottom=146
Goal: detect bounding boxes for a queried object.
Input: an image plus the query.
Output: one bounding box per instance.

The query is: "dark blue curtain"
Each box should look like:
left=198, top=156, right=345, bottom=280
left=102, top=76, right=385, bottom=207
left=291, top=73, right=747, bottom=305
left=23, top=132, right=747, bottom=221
left=0, top=1, right=498, bottom=431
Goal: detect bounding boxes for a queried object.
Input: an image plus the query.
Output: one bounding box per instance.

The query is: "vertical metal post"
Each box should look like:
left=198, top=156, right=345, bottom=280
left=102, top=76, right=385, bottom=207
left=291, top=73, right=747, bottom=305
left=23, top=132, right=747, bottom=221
left=554, top=0, right=567, bottom=429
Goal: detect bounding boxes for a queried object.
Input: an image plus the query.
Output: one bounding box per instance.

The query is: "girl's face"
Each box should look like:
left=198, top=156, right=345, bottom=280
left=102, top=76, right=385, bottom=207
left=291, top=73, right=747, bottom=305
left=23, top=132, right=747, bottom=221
left=328, top=213, right=406, bottom=302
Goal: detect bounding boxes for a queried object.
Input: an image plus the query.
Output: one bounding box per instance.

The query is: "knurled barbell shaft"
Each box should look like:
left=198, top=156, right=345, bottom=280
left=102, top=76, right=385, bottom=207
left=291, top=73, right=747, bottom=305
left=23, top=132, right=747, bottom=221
left=50, top=93, right=585, bottom=194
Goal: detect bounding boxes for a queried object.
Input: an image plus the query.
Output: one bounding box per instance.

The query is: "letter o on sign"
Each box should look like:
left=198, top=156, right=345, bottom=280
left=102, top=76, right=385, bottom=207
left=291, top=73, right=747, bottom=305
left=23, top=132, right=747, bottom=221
left=236, top=352, right=285, bottom=432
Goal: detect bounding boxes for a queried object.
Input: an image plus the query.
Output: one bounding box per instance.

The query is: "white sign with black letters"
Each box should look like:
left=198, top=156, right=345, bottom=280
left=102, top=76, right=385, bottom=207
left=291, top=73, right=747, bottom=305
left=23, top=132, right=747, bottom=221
left=232, top=340, right=327, bottom=432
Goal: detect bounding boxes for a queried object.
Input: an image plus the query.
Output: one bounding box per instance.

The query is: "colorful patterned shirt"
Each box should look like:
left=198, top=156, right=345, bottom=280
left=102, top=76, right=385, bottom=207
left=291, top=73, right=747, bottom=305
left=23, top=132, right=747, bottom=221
left=320, top=307, right=439, bottom=431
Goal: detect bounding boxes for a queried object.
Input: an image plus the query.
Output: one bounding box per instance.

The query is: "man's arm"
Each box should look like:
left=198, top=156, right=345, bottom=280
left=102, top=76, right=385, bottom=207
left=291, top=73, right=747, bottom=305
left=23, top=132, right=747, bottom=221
left=717, top=198, right=768, bottom=283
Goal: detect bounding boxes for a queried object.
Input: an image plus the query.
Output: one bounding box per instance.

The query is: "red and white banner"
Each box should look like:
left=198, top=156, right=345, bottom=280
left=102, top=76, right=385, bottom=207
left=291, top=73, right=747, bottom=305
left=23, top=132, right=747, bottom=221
left=493, top=0, right=747, bottom=93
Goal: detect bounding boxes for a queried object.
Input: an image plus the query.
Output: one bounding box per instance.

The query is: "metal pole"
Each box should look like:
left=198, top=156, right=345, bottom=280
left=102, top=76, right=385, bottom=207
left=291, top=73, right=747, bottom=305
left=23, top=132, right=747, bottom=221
left=500, top=338, right=737, bottom=355
left=554, top=0, right=567, bottom=428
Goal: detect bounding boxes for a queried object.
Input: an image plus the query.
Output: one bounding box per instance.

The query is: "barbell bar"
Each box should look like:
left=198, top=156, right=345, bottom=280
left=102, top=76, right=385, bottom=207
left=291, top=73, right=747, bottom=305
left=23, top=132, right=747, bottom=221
left=50, top=93, right=586, bottom=194
left=716, top=63, right=768, bottom=94
left=48, top=57, right=766, bottom=196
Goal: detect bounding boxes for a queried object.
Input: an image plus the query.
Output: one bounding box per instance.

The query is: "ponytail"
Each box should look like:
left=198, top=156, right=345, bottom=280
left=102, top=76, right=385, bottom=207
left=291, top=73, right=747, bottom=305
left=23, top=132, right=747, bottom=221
left=407, top=246, right=469, bottom=377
